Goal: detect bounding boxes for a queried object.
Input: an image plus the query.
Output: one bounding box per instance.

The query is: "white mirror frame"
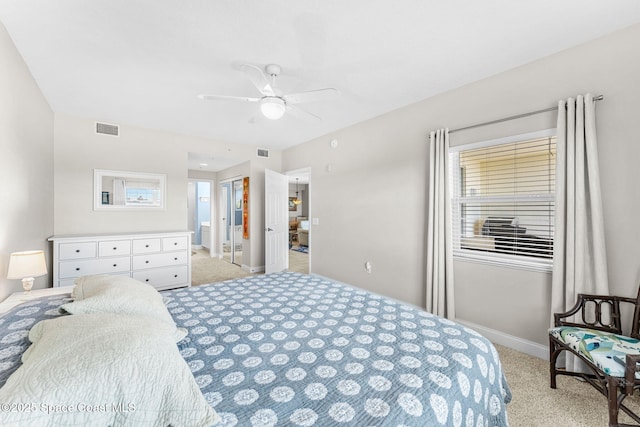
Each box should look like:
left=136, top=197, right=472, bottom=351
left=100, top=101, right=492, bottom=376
left=94, top=169, right=166, bottom=211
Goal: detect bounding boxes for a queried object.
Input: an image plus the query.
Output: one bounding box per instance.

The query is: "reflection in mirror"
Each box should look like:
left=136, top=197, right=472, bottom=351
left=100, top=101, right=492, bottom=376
left=94, top=169, right=166, bottom=210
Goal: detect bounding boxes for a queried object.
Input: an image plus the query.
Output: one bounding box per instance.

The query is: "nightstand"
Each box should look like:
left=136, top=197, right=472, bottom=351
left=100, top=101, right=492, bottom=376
left=0, top=286, right=74, bottom=315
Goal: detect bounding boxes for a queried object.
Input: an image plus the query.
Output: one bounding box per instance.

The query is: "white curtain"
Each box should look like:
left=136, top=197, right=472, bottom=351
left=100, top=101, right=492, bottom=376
left=113, top=178, right=126, bottom=206
left=426, top=128, right=455, bottom=318
left=551, top=94, right=609, bottom=323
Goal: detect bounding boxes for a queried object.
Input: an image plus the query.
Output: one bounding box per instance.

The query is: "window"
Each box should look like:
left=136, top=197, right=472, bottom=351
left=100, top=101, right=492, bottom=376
left=449, top=130, right=556, bottom=271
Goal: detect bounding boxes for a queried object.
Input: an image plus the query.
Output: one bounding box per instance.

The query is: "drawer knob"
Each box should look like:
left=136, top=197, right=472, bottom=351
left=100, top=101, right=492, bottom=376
left=113, top=247, right=117, bottom=250
left=145, top=244, right=149, bottom=248
left=75, top=267, right=80, bottom=271
left=174, top=242, right=177, bottom=246
left=145, top=260, right=149, bottom=264
left=174, top=257, right=178, bottom=261
left=113, top=264, right=117, bottom=267
left=145, top=279, right=149, bottom=282
left=75, top=249, right=80, bottom=253
left=174, top=274, right=178, bottom=278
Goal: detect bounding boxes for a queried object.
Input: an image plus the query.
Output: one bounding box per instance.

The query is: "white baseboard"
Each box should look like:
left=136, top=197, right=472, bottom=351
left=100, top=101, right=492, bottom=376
left=243, top=265, right=264, bottom=273
left=454, top=318, right=549, bottom=360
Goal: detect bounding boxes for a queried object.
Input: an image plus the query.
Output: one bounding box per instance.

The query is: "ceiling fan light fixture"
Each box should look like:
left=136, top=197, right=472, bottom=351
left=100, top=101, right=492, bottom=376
left=260, top=97, right=286, bottom=120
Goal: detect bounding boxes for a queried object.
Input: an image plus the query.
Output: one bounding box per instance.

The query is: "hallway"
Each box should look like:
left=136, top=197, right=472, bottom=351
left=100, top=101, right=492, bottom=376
left=191, top=249, right=308, bottom=285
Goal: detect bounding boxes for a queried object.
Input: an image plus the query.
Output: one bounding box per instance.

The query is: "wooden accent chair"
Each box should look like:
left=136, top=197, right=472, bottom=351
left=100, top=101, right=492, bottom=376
left=549, top=285, right=640, bottom=427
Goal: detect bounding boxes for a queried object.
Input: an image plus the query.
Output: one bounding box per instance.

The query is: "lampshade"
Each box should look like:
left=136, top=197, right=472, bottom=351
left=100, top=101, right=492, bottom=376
left=260, top=97, right=286, bottom=120
left=7, top=250, right=47, bottom=279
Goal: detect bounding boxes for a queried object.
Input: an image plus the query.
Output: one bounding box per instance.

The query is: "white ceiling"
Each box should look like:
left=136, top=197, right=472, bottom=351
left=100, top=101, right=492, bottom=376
left=187, top=152, right=248, bottom=174
left=1, top=1, right=639, bottom=152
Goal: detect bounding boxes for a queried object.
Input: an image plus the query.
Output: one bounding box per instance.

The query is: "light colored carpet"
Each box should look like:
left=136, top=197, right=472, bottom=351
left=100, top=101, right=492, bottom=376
left=191, top=249, right=253, bottom=285
left=190, top=248, right=308, bottom=285
left=288, top=246, right=309, bottom=274
left=496, top=343, right=640, bottom=426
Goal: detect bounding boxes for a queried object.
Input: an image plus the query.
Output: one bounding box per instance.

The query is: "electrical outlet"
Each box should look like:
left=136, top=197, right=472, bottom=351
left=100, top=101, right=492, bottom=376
left=365, top=261, right=372, bottom=274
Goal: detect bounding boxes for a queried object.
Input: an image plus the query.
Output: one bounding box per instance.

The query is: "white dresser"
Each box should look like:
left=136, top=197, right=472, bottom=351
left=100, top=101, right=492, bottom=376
left=48, top=232, right=192, bottom=291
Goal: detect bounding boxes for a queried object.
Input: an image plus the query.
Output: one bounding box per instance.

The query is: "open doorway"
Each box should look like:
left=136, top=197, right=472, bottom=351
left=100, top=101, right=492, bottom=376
left=220, top=178, right=244, bottom=266
left=188, top=179, right=213, bottom=253
left=287, top=169, right=310, bottom=274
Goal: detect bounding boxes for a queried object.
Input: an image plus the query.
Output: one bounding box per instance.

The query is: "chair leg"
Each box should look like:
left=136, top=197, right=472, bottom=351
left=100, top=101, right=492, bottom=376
left=549, top=338, right=558, bottom=389
left=607, top=376, right=620, bottom=427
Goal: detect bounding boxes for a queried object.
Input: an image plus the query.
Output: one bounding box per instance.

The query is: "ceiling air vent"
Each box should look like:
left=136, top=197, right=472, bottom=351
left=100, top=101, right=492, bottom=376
left=96, top=122, right=119, bottom=136
left=257, top=148, right=270, bottom=158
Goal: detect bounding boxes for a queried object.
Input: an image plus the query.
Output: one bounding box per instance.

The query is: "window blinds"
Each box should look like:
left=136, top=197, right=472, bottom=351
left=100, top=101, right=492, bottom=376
left=449, top=134, right=556, bottom=267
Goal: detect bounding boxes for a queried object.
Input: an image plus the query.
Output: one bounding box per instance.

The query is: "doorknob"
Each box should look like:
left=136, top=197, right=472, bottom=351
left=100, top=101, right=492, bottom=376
left=266, top=228, right=274, bottom=231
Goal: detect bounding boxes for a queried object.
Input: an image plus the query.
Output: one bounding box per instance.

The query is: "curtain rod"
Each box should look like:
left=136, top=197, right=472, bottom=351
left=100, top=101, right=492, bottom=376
left=449, top=94, right=604, bottom=134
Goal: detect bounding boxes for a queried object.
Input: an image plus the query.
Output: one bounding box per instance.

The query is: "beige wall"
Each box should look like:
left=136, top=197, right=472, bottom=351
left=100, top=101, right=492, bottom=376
left=283, top=23, right=640, bottom=347
left=53, top=114, right=281, bottom=271
left=0, top=22, right=54, bottom=300
left=54, top=114, right=189, bottom=234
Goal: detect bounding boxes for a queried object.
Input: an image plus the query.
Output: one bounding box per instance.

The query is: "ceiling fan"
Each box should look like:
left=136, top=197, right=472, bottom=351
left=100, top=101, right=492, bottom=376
left=197, top=63, right=340, bottom=121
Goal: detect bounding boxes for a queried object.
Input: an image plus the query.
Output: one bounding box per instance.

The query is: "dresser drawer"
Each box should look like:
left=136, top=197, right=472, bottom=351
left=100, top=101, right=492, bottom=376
left=59, top=242, right=97, bottom=260
left=132, top=265, right=188, bottom=290
left=57, top=272, right=131, bottom=287
left=132, top=238, right=161, bottom=254
left=162, top=236, right=188, bottom=251
left=98, top=240, right=131, bottom=257
left=59, top=257, right=131, bottom=279
left=50, top=232, right=191, bottom=289
left=132, top=251, right=188, bottom=270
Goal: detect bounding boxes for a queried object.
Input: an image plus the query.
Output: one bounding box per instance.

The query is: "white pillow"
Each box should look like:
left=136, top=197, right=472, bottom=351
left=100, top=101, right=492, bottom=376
left=61, top=275, right=187, bottom=342
left=0, top=313, right=219, bottom=427
left=71, top=274, right=151, bottom=300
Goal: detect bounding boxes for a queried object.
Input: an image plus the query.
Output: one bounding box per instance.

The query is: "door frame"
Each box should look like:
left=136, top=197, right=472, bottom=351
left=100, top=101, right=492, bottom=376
left=219, top=176, right=244, bottom=265
left=188, top=178, right=214, bottom=255
left=285, top=167, right=311, bottom=273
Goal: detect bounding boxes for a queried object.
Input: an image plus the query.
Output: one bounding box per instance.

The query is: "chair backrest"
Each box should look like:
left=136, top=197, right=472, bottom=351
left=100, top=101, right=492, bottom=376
left=554, top=284, right=640, bottom=337
left=629, top=283, right=640, bottom=339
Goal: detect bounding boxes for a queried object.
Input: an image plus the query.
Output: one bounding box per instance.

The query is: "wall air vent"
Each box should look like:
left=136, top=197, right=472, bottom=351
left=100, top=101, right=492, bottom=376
left=257, top=148, right=270, bottom=158
left=96, top=122, right=119, bottom=136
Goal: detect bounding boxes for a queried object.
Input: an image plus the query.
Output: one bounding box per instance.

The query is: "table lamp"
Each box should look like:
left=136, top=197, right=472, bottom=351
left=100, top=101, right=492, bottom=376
left=7, top=250, right=48, bottom=294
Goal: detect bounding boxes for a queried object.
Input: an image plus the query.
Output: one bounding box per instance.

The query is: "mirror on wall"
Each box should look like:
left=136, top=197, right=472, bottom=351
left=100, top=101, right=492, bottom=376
left=94, top=169, right=166, bottom=210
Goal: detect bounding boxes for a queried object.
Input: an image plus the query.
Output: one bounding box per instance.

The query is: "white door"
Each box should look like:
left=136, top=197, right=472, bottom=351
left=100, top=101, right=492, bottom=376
left=265, top=169, right=288, bottom=273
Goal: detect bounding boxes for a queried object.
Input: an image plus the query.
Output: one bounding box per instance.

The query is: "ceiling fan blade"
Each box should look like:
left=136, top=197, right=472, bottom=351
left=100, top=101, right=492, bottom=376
left=284, top=88, right=340, bottom=104
left=240, top=64, right=275, bottom=96
left=197, top=94, right=260, bottom=102
left=286, top=104, right=321, bottom=121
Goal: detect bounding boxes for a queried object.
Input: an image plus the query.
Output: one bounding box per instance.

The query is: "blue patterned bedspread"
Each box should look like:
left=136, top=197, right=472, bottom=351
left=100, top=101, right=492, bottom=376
left=0, top=272, right=511, bottom=426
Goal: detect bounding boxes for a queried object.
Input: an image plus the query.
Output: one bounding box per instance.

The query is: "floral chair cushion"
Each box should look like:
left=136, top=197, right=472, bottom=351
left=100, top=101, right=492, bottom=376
left=550, top=326, right=640, bottom=378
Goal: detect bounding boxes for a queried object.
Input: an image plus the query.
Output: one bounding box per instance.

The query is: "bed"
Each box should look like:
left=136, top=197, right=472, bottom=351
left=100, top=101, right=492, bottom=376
left=0, top=272, right=511, bottom=426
